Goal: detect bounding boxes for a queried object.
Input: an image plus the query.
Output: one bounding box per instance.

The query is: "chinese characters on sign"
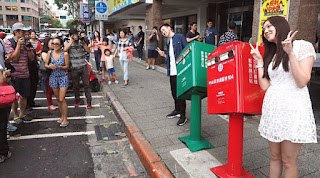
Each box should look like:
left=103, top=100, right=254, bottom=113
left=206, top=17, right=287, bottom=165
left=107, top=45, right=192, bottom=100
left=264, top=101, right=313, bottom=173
left=95, top=0, right=108, bottom=20
left=248, top=58, right=259, bottom=84
left=258, top=0, right=290, bottom=45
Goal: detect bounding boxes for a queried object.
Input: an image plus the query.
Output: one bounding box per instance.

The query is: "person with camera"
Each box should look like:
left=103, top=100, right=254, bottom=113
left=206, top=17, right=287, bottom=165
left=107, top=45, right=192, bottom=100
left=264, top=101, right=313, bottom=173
left=4, top=22, right=35, bottom=124
left=146, top=26, right=160, bottom=70
left=80, top=31, right=91, bottom=62
left=64, top=29, right=92, bottom=109
left=26, top=30, right=42, bottom=109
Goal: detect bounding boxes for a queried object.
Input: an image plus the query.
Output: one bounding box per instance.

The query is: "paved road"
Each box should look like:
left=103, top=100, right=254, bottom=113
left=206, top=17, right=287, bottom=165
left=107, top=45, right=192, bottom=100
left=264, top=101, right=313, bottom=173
left=0, top=87, right=148, bottom=178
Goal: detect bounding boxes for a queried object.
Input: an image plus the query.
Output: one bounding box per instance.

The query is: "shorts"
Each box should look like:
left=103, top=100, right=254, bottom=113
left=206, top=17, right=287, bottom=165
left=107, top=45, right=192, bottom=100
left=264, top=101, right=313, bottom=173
left=12, top=77, right=31, bottom=97
left=100, top=61, right=106, bottom=69
left=49, top=75, right=69, bottom=88
left=148, top=49, right=158, bottom=59
left=107, top=68, right=115, bottom=73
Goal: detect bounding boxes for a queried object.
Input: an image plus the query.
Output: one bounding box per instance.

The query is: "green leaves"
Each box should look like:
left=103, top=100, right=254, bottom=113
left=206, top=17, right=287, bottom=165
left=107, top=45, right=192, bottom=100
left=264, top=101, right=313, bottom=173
left=54, top=0, right=79, bottom=19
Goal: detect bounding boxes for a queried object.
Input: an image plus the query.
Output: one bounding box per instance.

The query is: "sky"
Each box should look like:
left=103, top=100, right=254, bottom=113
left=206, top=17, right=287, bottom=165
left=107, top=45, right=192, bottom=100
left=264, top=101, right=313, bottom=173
left=47, top=0, right=62, bottom=12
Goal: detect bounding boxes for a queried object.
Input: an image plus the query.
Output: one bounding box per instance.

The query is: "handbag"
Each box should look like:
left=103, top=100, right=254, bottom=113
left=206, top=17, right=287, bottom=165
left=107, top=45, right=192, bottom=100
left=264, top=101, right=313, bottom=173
left=0, top=85, right=16, bottom=108
left=39, top=59, right=46, bottom=71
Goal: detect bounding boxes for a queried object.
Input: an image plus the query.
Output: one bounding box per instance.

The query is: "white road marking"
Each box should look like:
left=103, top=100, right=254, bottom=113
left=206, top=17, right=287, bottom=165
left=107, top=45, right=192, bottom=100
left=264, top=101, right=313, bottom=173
left=18, top=104, right=101, bottom=110
left=34, top=95, right=104, bottom=101
left=8, top=131, right=96, bottom=141
left=9, top=115, right=105, bottom=124
left=170, top=148, right=221, bottom=178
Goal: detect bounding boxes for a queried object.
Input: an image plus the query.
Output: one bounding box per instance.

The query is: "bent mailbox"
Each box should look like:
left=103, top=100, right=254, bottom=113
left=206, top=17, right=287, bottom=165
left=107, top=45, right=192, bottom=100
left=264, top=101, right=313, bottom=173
left=176, top=41, right=215, bottom=152
left=206, top=41, right=265, bottom=178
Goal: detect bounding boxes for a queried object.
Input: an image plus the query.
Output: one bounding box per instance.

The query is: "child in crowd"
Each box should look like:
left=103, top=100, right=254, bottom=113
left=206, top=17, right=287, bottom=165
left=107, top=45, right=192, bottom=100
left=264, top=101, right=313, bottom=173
left=98, top=38, right=111, bottom=82
left=105, top=49, right=118, bottom=85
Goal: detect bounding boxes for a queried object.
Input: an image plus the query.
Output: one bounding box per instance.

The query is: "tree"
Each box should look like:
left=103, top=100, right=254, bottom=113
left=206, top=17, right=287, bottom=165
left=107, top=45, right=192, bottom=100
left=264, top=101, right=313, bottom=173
left=66, top=19, right=75, bottom=29
left=66, top=19, right=85, bottom=29
left=40, top=15, right=63, bottom=28
left=52, top=19, right=63, bottom=28
left=40, top=15, right=52, bottom=24
left=54, top=0, right=79, bottom=19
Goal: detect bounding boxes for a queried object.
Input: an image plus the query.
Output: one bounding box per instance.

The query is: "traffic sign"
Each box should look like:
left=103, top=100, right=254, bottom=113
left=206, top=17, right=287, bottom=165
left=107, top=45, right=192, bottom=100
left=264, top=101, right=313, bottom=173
left=95, top=0, right=108, bottom=20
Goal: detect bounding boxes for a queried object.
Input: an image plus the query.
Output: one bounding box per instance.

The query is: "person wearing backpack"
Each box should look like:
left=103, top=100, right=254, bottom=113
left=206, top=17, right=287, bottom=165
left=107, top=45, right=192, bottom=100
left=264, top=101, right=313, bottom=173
left=4, top=22, right=35, bottom=124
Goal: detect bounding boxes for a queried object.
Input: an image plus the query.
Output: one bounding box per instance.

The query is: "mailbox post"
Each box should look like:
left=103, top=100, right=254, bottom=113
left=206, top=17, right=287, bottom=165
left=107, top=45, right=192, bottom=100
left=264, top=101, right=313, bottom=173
left=206, top=42, right=265, bottom=177
left=176, top=41, right=215, bottom=152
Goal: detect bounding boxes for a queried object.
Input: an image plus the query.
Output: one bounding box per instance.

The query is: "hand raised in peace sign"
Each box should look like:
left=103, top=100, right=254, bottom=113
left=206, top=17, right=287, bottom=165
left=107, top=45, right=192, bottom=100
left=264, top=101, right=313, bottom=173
left=249, top=42, right=263, bottom=64
left=281, top=30, right=298, bottom=55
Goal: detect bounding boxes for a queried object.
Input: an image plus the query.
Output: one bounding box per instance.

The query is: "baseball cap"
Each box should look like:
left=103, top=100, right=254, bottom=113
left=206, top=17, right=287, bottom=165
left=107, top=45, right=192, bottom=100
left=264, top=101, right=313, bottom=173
left=12, top=22, right=28, bottom=31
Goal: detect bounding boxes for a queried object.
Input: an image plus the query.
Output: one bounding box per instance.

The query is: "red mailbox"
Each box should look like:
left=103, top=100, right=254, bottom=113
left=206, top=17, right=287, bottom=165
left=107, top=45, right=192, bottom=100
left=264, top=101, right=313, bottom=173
left=206, top=41, right=265, bottom=178
left=206, top=41, right=265, bottom=115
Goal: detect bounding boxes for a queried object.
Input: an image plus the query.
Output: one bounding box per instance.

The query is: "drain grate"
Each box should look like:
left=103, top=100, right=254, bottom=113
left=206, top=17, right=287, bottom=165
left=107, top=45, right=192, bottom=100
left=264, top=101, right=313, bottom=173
left=94, top=122, right=126, bottom=141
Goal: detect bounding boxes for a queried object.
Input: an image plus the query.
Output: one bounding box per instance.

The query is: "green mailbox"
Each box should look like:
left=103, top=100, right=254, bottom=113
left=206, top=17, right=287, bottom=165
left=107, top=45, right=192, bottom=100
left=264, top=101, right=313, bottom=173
left=175, top=41, right=215, bottom=152
left=176, top=41, right=215, bottom=100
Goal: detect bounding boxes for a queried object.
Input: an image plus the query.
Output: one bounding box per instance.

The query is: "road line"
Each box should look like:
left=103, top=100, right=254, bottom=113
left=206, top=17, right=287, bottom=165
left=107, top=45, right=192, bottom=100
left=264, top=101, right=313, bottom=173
left=18, top=104, right=101, bottom=110
left=8, top=131, right=96, bottom=141
left=34, top=95, right=104, bottom=101
left=170, top=148, right=221, bottom=178
left=9, top=115, right=105, bottom=124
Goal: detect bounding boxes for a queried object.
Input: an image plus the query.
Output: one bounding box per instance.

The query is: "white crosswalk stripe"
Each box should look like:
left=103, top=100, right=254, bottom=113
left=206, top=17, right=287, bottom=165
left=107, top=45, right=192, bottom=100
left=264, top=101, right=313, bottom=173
left=8, top=131, right=96, bottom=141
left=9, top=115, right=105, bottom=124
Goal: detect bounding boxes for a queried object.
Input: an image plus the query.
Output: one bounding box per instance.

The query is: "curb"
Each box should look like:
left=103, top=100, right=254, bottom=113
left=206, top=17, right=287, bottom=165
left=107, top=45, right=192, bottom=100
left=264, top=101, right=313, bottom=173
left=100, top=76, right=173, bottom=177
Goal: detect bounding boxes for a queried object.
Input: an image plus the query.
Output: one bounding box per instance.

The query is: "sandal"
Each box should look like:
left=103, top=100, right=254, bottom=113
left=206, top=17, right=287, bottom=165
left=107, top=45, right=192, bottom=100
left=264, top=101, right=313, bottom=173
left=57, top=118, right=63, bottom=123
left=60, top=122, right=69, bottom=128
left=13, top=117, right=24, bottom=124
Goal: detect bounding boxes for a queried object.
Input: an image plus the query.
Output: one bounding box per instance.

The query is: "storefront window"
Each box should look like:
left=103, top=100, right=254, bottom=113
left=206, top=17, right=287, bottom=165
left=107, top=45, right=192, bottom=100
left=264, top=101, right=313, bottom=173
left=23, top=16, right=31, bottom=21
left=7, top=15, right=18, bottom=21
left=215, top=0, right=254, bottom=42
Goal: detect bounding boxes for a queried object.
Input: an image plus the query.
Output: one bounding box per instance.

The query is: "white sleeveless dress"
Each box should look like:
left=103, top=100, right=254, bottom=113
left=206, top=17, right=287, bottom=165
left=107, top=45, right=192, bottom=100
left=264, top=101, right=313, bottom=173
left=258, top=40, right=317, bottom=143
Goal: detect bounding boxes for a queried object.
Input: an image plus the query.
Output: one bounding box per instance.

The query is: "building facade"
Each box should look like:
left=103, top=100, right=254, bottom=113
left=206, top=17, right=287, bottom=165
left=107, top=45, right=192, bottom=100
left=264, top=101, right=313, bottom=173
left=0, top=0, right=40, bottom=30
left=39, top=0, right=53, bottom=17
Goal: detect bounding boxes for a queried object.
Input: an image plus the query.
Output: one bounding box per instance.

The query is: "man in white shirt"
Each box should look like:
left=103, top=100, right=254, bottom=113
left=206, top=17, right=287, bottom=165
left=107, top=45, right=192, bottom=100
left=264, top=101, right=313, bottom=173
left=157, top=24, right=188, bottom=126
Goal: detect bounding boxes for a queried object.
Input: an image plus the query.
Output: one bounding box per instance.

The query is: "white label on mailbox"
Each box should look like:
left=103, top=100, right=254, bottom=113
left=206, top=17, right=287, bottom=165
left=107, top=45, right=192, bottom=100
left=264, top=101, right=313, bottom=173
left=218, top=63, right=224, bottom=72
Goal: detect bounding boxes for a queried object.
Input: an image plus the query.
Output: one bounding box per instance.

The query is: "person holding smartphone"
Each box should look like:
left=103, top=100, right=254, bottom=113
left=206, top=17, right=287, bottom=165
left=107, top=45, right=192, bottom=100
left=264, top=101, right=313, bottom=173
left=156, top=24, right=188, bottom=126
left=146, top=26, right=160, bottom=70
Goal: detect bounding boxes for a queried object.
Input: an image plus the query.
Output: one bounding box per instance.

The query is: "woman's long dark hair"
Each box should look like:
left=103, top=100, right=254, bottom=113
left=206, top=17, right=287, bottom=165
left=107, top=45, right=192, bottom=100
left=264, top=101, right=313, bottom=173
left=94, top=31, right=100, bottom=39
left=262, top=16, right=290, bottom=79
left=42, top=37, right=52, bottom=53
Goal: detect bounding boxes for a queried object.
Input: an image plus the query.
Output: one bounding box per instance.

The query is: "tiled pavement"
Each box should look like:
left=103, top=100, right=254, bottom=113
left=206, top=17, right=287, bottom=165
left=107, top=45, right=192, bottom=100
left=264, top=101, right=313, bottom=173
left=100, top=56, right=320, bottom=178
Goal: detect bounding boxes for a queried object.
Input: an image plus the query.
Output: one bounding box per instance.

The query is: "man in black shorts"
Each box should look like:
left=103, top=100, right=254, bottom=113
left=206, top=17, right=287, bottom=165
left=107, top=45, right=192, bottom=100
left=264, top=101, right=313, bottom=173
left=146, top=26, right=160, bottom=70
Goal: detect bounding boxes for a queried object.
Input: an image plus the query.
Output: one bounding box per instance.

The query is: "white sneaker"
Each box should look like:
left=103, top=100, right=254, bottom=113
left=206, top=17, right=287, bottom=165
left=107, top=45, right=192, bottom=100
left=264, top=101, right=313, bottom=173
left=146, top=66, right=150, bottom=70
left=108, top=81, right=112, bottom=85
left=151, top=66, right=155, bottom=70
left=114, top=80, right=119, bottom=84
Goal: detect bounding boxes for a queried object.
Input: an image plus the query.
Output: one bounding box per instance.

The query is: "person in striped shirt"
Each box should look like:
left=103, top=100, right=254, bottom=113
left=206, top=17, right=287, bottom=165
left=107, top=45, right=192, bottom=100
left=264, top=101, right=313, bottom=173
left=4, top=23, right=35, bottom=124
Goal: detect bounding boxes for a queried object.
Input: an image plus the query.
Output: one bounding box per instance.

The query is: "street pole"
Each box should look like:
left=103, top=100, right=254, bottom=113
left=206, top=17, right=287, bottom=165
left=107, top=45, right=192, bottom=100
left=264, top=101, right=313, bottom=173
left=99, top=20, right=104, bottom=38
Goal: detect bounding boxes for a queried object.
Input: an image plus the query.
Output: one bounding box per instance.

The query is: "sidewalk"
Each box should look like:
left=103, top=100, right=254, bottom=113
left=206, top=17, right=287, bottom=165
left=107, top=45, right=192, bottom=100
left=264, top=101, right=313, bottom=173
left=98, top=56, right=320, bottom=178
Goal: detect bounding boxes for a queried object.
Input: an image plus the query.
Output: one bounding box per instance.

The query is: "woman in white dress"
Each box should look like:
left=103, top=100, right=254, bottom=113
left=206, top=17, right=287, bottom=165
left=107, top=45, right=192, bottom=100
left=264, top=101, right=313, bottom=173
left=250, top=16, right=317, bottom=178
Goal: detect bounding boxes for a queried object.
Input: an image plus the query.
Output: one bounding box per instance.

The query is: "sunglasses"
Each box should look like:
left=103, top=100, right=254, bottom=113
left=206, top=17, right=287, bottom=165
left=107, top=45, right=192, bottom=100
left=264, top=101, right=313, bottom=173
left=52, top=43, right=61, bottom=46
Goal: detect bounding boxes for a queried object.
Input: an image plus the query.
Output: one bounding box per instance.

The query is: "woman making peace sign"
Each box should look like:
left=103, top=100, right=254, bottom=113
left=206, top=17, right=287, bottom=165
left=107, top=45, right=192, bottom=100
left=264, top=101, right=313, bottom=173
left=250, top=16, right=317, bottom=178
